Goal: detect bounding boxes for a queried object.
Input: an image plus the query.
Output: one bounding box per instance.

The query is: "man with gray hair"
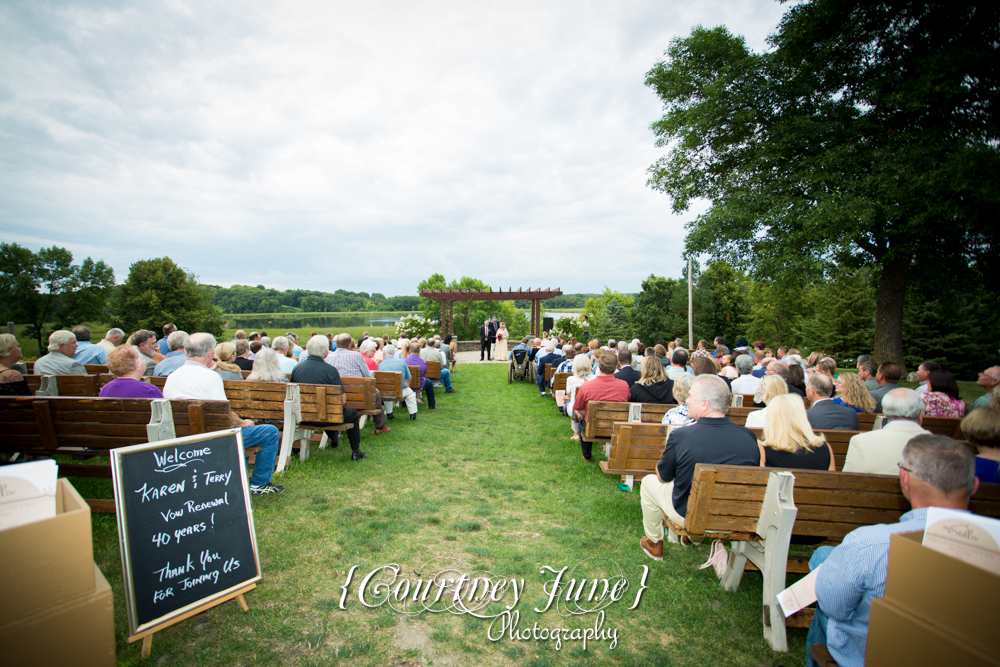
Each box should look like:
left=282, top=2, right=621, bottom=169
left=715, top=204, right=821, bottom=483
left=969, top=366, right=1000, bottom=413
left=806, top=435, right=979, bottom=667
left=639, top=375, right=759, bottom=559
left=271, top=336, right=298, bottom=373
left=153, top=330, right=190, bottom=377
left=163, top=333, right=284, bottom=494
left=131, top=329, right=158, bottom=375
left=34, top=330, right=87, bottom=375
left=730, top=354, right=761, bottom=395
left=286, top=332, right=303, bottom=359
left=71, top=326, right=108, bottom=365
left=535, top=341, right=562, bottom=397
left=328, top=333, right=390, bottom=435
left=97, top=327, right=124, bottom=355
left=842, top=388, right=930, bottom=475
left=806, top=373, right=859, bottom=430
left=420, top=339, right=456, bottom=393
left=377, top=344, right=419, bottom=420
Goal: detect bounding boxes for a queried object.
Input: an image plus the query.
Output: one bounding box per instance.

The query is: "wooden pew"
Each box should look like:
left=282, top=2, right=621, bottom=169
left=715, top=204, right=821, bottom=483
left=581, top=402, right=758, bottom=449
left=25, top=374, right=101, bottom=397
left=0, top=396, right=233, bottom=512
left=83, top=364, right=108, bottom=375
left=551, top=372, right=570, bottom=402
left=425, top=360, right=441, bottom=381
left=599, top=422, right=672, bottom=485
left=920, top=415, right=964, bottom=439
left=341, top=376, right=381, bottom=416
left=375, top=371, right=404, bottom=404
left=662, top=463, right=1000, bottom=651
left=274, top=382, right=349, bottom=472
left=749, top=428, right=857, bottom=471
left=407, top=365, right=422, bottom=390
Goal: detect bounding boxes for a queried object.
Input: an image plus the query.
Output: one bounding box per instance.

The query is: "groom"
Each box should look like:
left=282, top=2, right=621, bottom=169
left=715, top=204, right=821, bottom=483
left=480, top=319, right=492, bottom=361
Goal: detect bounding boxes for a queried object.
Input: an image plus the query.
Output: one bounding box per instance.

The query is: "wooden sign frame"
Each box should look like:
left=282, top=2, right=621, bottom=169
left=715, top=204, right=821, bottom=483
left=110, top=428, right=262, bottom=656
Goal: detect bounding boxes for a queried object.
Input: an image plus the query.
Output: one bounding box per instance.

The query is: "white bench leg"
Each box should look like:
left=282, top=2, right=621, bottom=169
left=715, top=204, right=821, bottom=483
left=358, top=415, right=368, bottom=430
left=624, top=475, right=633, bottom=491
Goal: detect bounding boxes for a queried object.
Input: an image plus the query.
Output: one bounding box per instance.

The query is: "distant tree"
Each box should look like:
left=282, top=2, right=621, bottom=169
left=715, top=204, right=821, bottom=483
left=112, top=257, right=224, bottom=337
left=583, top=289, right=634, bottom=342
left=698, top=261, right=751, bottom=345
left=795, top=266, right=876, bottom=359
left=631, top=274, right=682, bottom=344
left=0, top=243, right=116, bottom=350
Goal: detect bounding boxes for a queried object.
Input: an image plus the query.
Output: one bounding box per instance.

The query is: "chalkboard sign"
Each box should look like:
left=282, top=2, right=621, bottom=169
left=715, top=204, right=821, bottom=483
left=111, top=429, right=262, bottom=635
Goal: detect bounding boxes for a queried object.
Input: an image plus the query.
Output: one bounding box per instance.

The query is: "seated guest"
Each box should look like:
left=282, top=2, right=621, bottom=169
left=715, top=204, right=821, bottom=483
left=857, top=359, right=880, bottom=391
left=615, top=349, right=641, bottom=387
left=508, top=336, right=530, bottom=359
left=573, top=352, right=630, bottom=461
left=719, top=355, right=739, bottom=379
left=270, top=336, right=298, bottom=373
left=34, top=330, right=87, bottom=375
left=552, top=345, right=576, bottom=380
left=157, top=323, right=177, bottom=355
left=68, top=326, right=108, bottom=365
left=730, top=354, right=761, bottom=396
left=0, top=334, right=30, bottom=395
left=405, top=341, right=436, bottom=410
left=99, top=345, right=164, bottom=398
left=712, top=336, right=729, bottom=358
left=97, top=328, right=124, bottom=355
left=331, top=333, right=392, bottom=434
left=786, top=363, right=807, bottom=395
left=762, top=360, right=805, bottom=399
left=922, top=369, right=965, bottom=418
left=667, top=349, right=691, bottom=381
left=233, top=339, right=254, bottom=371
left=535, top=342, right=562, bottom=397
left=249, top=340, right=263, bottom=359
left=745, top=376, right=789, bottom=428
left=628, top=340, right=642, bottom=370
left=805, top=351, right=822, bottom=371
left=758, top=394, right=835, bottom=470
left=152, top=330, right=190, bottom=376
left=691, top=340, right=711, bottom=359
left=213, top=343, right=244, bottom=380
left=291, top=335, right=366, bottom=460
left=833, top=372, right=876, bottom=413
left=131, top=330, right=159, bottom=375
left=445, top=334, right=458, bottom=371
left=630, top=355, right=675, bottom=404
left=377, top=344, right=418, bottom=420
left=164, top=333, right=284, bottom=493
left=419, top=339, right=455, bottom=393
left=961, top=407, right=1000, bottom=484
left=815, top=357, right=837, bottom=380
left=868, top=362, right=901, bottom=412
left=435, top=338, right=449, bottom=370
left=843, top=388, right=929, bottom=474
left=654, top=344, right=669, bottom=368
left=359, top=338, right=379, bottom=371
left=751, top=348, right=767, bottom=377
left=692, top=355, right=731, bottom=390
left=806, top=435, right=977, bottom=667
left=567, top=354, right=595, bottom=441
left=806, top=374, right=859, bottom=430
left=640, top=376, right=759, bottom=558
left=661, top=374, right=696, bottom=426
left=913, top=360, right=941, bottom=395
left=968, top=366, right=1000, bottom=413
left=247, top=348, right=288, bottom=383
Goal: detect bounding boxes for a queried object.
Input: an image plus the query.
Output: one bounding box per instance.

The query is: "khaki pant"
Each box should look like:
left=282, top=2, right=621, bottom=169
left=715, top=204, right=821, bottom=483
left=640, top=475, right=685, bottom=542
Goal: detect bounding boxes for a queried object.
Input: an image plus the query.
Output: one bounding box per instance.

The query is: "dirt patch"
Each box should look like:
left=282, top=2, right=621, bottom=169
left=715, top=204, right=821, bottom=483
left=393, top=618, right=432, bottom=650
left=432, top=654, right=464, bottom=666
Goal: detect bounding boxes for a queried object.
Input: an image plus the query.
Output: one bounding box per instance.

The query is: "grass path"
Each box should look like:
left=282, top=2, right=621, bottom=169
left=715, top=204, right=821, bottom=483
left=81, top=363, right=803, bottom=666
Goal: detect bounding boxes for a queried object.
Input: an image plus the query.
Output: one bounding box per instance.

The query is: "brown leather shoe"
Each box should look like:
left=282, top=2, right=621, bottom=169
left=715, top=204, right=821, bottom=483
left=375, top=427, right=391, bottom=435
left=640, top=536, right=664, bottom=561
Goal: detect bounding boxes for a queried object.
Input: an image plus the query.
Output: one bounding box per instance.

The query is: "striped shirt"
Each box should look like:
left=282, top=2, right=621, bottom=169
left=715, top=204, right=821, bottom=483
left=326, top=348, right=372, bottom=378
left=815, top=507, right=945, bottom=667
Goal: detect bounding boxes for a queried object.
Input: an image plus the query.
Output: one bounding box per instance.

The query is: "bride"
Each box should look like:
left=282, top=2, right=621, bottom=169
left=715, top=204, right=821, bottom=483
left=494, top=322, right=509, bottom=361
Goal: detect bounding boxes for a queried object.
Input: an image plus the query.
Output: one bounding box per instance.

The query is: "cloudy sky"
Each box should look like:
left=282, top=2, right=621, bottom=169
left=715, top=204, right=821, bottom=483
left=0, top=0, right=789, bottom=297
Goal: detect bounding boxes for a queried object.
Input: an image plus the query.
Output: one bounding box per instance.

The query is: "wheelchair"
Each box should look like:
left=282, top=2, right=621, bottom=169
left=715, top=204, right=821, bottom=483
left=508, top=348, right=533, bottom=384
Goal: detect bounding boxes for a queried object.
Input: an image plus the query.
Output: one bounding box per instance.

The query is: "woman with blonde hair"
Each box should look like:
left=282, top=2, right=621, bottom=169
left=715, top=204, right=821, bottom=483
left=214, top=342, right=244, bottom=380
left=746, top=375, right=789, bottom=428
left=0, top=333, right=29, bottom=396
left=247, top=348, right=288, bottom=383
left=833, top=372, right=876, bottom=413
left=806, top=351, right=823, bottom=370
left=567, top=354, right=595, bottom=440
left=962, top=407, right=1000, bottom=484
left=661, top=373, right=696, bottom=426
left=757, top=394, right=835, bottom=471
left=630, top=355, right=675, bottom=404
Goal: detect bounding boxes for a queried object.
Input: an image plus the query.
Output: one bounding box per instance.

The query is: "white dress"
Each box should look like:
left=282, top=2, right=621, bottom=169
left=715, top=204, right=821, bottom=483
left=494, top=328, right=508, bottom=361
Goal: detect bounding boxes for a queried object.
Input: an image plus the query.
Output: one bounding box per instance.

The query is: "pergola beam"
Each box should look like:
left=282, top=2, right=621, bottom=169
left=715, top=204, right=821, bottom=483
left=419, top=287, right=563, bottom=337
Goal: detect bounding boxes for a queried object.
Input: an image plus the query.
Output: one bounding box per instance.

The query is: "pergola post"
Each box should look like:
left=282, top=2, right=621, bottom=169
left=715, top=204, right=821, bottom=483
left=448, top=301, right=454, bottom=335
left=440, top=300, right=446, bottom=337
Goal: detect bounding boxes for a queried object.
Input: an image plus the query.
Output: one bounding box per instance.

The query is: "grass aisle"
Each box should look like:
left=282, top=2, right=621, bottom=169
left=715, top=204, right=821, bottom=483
left=88, top=364, right=803, bottom=666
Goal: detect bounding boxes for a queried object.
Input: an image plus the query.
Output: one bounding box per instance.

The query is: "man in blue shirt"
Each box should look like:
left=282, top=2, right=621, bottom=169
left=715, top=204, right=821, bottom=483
left=806, top=435, right=979, bottom=667
left=377, top=345, right=418, bottom=420
left=71, top=326, right=108, bottom=365
left=508, top=337, right=530, bottom=360
left=153, top=331, right=189, bottom=376
left=157, top=323, right=176, bottom=355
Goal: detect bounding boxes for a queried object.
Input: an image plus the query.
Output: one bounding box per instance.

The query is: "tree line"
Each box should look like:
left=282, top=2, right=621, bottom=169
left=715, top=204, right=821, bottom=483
left=207, top=284, right=420, bottom=314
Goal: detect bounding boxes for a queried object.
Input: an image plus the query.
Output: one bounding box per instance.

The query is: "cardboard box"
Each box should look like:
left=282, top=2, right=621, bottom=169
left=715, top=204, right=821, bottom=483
left=866, top=531, right=1000, bottom=666
left=0, top=478, right=95, bottom=626
left=0, top=563, right=115, bottom=667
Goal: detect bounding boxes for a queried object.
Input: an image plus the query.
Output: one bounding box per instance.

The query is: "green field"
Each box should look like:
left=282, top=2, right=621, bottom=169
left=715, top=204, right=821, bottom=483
left=66, top=364, right=809, bottom=666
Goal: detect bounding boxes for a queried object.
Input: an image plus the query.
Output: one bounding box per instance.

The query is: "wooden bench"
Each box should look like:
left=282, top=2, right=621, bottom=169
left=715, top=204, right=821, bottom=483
left=662, top=463, right=1000, bottom=651
left=0, top=396, right=233, bottom=513
left=920, top=415, right=964, bottom=438
left=599, top=422, right=672, bottom=485
left=375, top=371, right=404, bottom=403
left=748, top=428, right=856, bottom=471
left=341, top=376, right=381, bottom=416
left=581, top=402, right=757, bottom=448
left=25, top=374, right=101, bottom=397
left=275, top=382, right=349, bottom=472
left=425, top=360, right=441, bottom=381
left=407, top=365, right=422, bottom=390
left=83, top=364, right=108, bottom=374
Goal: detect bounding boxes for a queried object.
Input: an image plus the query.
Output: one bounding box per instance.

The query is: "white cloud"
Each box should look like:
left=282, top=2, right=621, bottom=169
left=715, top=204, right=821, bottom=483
left=0, top=0, right=789, bottom=294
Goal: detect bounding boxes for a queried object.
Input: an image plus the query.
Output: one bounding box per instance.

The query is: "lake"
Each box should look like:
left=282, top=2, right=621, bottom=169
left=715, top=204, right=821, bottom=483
left=224, top=312, right=418, bottom=331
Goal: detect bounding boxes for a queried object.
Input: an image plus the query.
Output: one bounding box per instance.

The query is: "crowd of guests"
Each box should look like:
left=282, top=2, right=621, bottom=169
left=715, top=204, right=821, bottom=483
left=0, top=325, right=463, bottom=496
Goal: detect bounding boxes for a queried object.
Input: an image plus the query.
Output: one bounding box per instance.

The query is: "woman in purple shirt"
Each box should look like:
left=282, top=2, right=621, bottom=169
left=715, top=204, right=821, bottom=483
left=99, top=345, right=164, bottom=399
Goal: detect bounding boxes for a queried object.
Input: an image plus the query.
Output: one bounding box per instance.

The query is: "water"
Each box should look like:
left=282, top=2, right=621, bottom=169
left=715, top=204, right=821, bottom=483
left=545, top=312, right=581, bottom=321
left=224, top=312, right=418, bottom=331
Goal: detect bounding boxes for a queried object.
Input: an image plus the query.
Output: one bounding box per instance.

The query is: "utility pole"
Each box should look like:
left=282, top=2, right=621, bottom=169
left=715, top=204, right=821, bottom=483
left=687, top=258, right=693, bottom=349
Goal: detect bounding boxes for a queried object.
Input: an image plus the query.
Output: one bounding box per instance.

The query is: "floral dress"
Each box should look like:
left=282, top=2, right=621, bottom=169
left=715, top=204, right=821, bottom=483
left=922, top=391, right=966, bottom=418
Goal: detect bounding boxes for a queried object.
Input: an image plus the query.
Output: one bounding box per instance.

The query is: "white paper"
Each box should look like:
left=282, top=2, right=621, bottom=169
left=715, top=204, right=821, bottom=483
left=0, top=459, right=59, bottom=530
left=628, top=403, right=642, bottom=423
left=923, top=508, right=1000, bottom=576
left=777, top=565, right=820, bottom=617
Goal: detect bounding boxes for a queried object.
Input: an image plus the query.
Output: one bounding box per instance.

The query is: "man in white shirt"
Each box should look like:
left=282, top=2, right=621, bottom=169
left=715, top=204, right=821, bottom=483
left=163, top=333, right=284, bottom=495
left=912, top=360, right=940, bottom=396
left=271, top=336, right=298, bottom=373
left=842, top=388, right=930, bottom=475
left=667, top=349, right=692, bottom=381
left=97, top=328, right=124, bottom=355
left=730, top=354, right=762, bottom=395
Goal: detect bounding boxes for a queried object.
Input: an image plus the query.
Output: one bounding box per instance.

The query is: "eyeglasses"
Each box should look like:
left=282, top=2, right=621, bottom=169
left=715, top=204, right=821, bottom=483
left=897, top=462, right=912, bottom=473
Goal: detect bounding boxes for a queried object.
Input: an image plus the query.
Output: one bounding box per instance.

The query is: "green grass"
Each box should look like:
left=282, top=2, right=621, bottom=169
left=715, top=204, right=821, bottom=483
left=68, top=364, right=806, bottom=666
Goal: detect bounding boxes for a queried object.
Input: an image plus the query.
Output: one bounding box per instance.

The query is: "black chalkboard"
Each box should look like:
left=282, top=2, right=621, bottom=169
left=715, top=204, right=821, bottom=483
left=111, top=429, right=261, bottom=635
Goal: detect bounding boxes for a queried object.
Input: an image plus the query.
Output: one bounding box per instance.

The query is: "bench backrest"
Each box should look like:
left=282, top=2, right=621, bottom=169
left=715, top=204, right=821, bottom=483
left=294, top=382, right=345, bottom=424
left=407, top=365, right=422, bottom=390
left=375, top=371, right=404, bottom=401
left=83, top=364, right=108, bottom=375
left=552, top=372, right=570, bottom=393
left=222, top=379, right=288, bottom=422
left=582, top=401, right=762, bottom=441
left=25, top=374, right=100, bottom=397
left=748, top=428, right=857, bottom=471
left=685, top=463, right=1000, bottom=541
left=0, top=396, right=231, bottom=453
left=425, top=360, right=441, bottom=381
left=341, top=376, right=377, bottom=411
left=920, top=416, right=964, bottom=439
left=606, top=422, right=671, bottom=475
left=858, top=412, right=879, bottom=431
left=544, top=364, right=555, bottom=382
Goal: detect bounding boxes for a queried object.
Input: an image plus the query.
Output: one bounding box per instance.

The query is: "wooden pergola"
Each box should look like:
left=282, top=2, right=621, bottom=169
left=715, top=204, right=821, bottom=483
left=419, top=287, right=563, bottom=337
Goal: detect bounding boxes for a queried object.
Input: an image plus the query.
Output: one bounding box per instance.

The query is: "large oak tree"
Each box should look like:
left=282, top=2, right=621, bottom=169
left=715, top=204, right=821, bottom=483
left=646, top=1, right=999, bottom=365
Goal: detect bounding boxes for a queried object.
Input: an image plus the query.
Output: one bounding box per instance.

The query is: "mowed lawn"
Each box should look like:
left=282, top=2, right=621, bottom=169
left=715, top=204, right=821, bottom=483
left=73, top=364, right=809, bottom=666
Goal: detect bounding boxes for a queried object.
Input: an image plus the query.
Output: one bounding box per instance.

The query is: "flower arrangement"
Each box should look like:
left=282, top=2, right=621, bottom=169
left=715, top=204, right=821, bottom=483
left=395, top=314, right=437, bottom=339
